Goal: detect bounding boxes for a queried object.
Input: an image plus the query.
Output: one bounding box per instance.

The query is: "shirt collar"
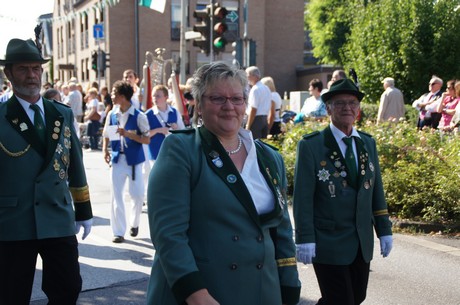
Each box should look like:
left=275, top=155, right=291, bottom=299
left=329, top=122, right=360, bottom=141
left=113, top=104, right=135, bottom=116
left=17, top=96, right=44, bottom=113
left=153, top=104, right=173, bottom=115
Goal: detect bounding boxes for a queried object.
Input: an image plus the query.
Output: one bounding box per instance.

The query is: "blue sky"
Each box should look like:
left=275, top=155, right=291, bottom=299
left=0, top=0, right=54, bottom=57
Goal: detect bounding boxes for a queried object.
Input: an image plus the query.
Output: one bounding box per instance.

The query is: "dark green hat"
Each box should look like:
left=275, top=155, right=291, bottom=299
left=0, top=38, right=49, bottom=65
left=321, top=79, right=365, bottom=102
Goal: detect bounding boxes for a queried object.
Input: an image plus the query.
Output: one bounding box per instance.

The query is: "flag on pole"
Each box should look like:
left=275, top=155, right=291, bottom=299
left=139, top=0, right=166, bottom=14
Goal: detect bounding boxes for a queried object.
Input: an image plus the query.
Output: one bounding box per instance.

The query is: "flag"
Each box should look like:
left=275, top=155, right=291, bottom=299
left=139, top=0, right=166, bottom=14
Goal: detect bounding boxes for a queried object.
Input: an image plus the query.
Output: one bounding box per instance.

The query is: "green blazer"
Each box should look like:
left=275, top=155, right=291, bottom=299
left=293, top=126, right=392, bottom=265
left=0, top=96, right=92, bottom=241
left=146, top=126, right=300, bottom=305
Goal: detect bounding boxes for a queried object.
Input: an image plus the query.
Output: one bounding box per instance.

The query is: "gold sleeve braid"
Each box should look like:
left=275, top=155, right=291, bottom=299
left=69, top=185, right=90, bottom=203
left=373, top=209, right=389, bottom=216
left=277, top=257, right=297, bottom=267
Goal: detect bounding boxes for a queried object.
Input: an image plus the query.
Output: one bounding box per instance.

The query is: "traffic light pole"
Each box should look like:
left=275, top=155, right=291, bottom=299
left=209, top=0, right=214, bottom=62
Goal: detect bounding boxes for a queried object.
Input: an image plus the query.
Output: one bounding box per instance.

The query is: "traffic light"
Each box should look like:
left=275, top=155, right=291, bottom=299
left=232, top=39, right=242, bottom=66
left=91, top=51, right=98, bottom=71
left=192, top=6, right=211, bottom=55
left=212, top=4, right=228, bottom=53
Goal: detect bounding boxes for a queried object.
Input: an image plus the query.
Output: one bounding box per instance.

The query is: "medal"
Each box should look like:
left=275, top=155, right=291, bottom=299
left=364, top=181, right=370, bottom=189
left=227, top=174, right=237, bottom=183
left=328, top=181, right=336, bottom=197
left=317, top=168, right=330, bottom=182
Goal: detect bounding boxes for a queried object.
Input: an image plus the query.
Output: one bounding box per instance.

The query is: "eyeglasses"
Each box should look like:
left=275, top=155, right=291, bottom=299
left=429, top=82, right=440, bottom=86
left=331, top=100, right=360, bottom=109
left=203, top=95, right=246, bottom=105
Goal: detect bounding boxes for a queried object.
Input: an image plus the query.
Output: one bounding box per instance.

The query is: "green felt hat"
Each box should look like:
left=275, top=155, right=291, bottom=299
left=0, top=38, right=49, bottom=65
left=322, top=79, right=365, bottom=102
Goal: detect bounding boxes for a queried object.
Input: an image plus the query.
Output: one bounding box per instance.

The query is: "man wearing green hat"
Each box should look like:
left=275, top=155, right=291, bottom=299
left=293, top=79, right=393, bottom=305
left=0, top=38, right=93, bottom=304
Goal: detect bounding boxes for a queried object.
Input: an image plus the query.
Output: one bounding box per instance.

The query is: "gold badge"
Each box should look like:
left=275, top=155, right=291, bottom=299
left=320, top=160, right=327, bottom=167
left=53, top=159, right=60, bottom=171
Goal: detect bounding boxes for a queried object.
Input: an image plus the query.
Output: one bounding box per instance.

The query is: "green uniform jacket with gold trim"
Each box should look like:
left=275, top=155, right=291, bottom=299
left=0, top=96, right=92, bottom=241
left=293, top=126, right=392, bottom=265
left=146, top=126, right=300, bottom=305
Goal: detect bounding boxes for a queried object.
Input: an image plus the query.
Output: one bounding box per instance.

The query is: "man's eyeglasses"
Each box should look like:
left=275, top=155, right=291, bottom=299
left=429, top=82, right=440, bottom=86
left=203, top=95, right=246, bottom=105
left=331, top=100, right=360, bottom=109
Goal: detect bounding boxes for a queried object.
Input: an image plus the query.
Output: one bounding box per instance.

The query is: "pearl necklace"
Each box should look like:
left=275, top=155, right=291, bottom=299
left=226, top=135, right=243, bottom=155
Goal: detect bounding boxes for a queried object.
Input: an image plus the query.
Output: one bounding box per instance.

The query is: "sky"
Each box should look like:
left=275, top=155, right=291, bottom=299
left=0, top=0, right=55, bottom=57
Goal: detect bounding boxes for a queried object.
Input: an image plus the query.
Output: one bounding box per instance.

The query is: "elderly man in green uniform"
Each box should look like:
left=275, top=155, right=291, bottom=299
left=0, top=38, right=93, bottom=305
left=293, top=79, right=393, bottom=305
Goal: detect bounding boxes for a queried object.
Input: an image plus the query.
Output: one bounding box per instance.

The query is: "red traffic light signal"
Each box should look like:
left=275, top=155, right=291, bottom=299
left=212, top=5, right=228, bottom=53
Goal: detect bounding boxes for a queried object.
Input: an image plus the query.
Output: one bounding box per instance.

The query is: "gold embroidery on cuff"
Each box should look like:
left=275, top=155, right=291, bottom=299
left=373, top=209, right=389, bottom=216
left=70, top=185, right=90, bottom=203
left=277, top=257, right=297, bottom=267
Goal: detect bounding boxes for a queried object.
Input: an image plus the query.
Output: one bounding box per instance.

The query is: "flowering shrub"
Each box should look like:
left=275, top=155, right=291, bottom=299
left=268, top=115, right=460, bottom=226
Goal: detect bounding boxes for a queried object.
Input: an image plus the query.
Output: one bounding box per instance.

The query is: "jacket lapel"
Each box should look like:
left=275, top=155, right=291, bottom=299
left=198, top=126, right=261, bottom=227
left=5, top=96, right=46, bottom=156
left=354, top=136, right=370, bottom=188
left=42, top=99, right=65, bottom=170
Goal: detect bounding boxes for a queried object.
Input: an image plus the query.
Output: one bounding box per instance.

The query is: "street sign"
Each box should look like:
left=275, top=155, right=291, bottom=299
left=93, top=24, right=104, bottom=40
left=227, top=11, right=238, bottom=23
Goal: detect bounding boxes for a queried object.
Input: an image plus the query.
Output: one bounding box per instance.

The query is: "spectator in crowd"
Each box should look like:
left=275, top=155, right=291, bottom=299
left=84, top=88, right=103, bottom=151
left=146, top=61, right=301, bottom=305
left=261, top=76, right=283, bottom=138
left=123, top=69, right=142, bottom=110
left=0, top=37, right=92, bottom=305
left=100, top=86, right=113, bottom=125
left=439, top=80, right=460, bottom=130
left=43, top=88, right=81, bottom=139
left=67, top=82, right=84, bottom=123
left=183, top=77, right=196, bottom=127
left=377, top=77, right=405, bottom=124
left=412, top=75, right=443, bottom=129
left=245, top=66, right=273, bottom=139
left=293, top=79, right=393, bottom=305
left=295, top=78, right=327, bottom=123
left=102, top=80, right=150, bottom=243
left=0, top=81, right=13, bottom=102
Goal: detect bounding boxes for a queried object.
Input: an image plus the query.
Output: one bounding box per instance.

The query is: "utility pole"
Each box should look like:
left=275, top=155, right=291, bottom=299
left=179, top=0, right=187, bottom=83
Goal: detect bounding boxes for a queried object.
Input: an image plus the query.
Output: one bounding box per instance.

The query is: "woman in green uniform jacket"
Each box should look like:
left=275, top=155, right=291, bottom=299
left=146, top=62, right=301, bottom=305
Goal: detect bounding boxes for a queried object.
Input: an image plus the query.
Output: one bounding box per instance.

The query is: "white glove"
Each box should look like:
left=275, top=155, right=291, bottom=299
left=379, top=235, right=393, bottom=257
left=75, top=219, right=93, bottom=240
left=296, top=243, right=316, bottom=264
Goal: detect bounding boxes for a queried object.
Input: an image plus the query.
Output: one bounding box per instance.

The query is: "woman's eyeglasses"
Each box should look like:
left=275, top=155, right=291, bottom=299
left=203, top=95, right=246, bottom=105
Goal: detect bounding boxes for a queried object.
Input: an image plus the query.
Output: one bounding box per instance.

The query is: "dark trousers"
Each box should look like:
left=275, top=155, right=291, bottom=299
left=0, top=236, right=82, bottom=305
left=88, top=120, right=101, bottom=149
left=313, top=251, right=370, bottom=305
left=249, top=115, right=268, bottom=139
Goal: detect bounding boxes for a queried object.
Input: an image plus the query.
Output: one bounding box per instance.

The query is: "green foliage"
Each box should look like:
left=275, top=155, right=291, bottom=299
left=277, top=119, right=460, bottom=225
left=306, top=0, right=460, bottom=103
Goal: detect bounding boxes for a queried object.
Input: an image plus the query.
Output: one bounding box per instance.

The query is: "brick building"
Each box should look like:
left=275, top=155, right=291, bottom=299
left=50, top=0, right=305, bottom=96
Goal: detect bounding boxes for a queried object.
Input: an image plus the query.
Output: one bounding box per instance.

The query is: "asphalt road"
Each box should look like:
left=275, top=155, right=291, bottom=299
left=30, top=150, right=460, bottom=305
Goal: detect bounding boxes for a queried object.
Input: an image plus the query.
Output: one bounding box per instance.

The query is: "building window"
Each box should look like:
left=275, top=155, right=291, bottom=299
left=171, top=0, right=182, bottom=41
left=81, top=59, right=85, bottom=81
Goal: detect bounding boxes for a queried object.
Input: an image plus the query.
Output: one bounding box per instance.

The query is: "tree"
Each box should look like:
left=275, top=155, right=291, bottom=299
left=306, top=0, right=460, bottom=103
left=305, top=0, right=356, bottom=65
